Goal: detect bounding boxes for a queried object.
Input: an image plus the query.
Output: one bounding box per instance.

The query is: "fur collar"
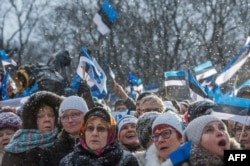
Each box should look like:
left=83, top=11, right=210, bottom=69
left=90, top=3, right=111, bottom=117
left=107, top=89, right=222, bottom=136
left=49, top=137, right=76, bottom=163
left=145, top=144, right=165, bottom=166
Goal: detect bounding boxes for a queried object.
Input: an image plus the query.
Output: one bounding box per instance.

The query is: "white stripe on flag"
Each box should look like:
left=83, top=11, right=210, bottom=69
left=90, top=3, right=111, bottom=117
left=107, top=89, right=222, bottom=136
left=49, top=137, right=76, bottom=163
left=215, top=53, right=250, bottom=85
left=196, top=68, right=217, bottom=81
left=211, top=111, right=250, bottom=125
left=164, top=80, right=186, bottom=86
left=93, top=13, right=110, bottom=35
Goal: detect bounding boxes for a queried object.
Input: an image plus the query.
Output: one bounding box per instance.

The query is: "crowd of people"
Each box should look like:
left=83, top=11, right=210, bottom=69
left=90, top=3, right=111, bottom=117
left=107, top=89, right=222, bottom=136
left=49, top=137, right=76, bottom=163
left=0, top=75, right=250, bottom=166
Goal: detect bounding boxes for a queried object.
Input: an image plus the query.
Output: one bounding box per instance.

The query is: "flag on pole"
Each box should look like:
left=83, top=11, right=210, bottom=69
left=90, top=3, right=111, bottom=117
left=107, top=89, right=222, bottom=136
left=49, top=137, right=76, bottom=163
left=215, top=52, right=250, bottom=86
left=93, top=0, right=119, bottom=35
left=193, top=61, right=217, bottom=84
left=144, top=83, right=159, bottom=93
left=77, top=48, right=107, bottom=99
left=164, top=71, right=189, bottom=100
left=126, top=73, right=143, bottom=99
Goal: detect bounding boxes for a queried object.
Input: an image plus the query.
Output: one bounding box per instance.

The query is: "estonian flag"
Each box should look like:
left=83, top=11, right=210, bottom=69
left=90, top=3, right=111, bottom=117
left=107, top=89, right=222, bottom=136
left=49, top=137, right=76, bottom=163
left=164, top=71, right=189, bottom=100
left=188, top=70, right=208, bottom=101
left=193, top=61, right=217, bottom=84
left=93, top=0, right=118, bottom=35
left=77, top=47, right=107, bottom=99
left=144, top=83, right=159, bottom=93
left=211, top=95, right=250, bottom=125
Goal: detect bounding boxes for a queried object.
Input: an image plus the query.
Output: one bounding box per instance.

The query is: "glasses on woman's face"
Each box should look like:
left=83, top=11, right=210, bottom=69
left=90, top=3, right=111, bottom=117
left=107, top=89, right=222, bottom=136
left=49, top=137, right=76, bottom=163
left=60, top=112, right=82, bottom=123
left=235, top=126, right=250, bottom=135
left=151, top=129, right=174, bottom=142
left=85, top=125, right=108, bottom=133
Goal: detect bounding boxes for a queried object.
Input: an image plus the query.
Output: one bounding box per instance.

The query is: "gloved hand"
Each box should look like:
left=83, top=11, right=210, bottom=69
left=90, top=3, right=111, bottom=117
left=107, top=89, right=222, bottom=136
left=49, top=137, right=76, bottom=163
left=77, top=80, right=95, bottom=109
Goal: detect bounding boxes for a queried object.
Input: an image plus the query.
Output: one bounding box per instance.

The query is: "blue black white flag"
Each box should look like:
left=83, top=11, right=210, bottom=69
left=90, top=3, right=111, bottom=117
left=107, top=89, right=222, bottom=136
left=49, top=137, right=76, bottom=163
left=211, top=95, right=250, bottom=125
left=164, top=71, right=189, bottom=100
left=188, top=70, right=208, bottom=101
left=93, top=0, right=118, bottom=35
left=77, top=48, right=107, bottom=99
left=193, top=61, right=217, bottom=84
left=126, top=73, right=143, bottom=99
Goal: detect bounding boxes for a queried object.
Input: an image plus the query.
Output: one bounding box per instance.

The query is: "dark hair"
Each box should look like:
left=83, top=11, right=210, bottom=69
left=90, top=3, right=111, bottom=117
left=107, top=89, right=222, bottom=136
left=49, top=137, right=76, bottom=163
left=114, top=99, right=126, bottom=109
left=137, top=92, right=153, bottom=101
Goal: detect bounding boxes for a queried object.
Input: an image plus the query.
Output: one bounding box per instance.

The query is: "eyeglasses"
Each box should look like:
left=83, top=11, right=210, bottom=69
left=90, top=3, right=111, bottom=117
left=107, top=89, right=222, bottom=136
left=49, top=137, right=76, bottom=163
left=60, top=112, right=82, bottom=123
left=235, top=126, right=250, bottom=135
left=151, top=129, right=174, bottom=142
left=141, top=108, right=163, bottom=113
left=85, top=126, right=108, bottom=133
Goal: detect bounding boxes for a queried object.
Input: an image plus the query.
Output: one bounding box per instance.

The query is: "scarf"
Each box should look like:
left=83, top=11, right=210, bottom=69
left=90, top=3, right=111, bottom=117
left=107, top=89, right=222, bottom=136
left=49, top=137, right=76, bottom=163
left=4, top=128, right=58, bottom=153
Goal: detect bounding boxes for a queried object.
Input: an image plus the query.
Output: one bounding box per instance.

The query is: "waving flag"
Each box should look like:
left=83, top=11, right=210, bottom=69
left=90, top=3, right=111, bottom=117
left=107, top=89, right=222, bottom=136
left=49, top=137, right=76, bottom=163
left=126, top=73, right=143, bottom=99
left=188, top=70, right=208, bottom=101
left=164, top=71, right=189, bottom=100
left=193, top=61, right=217, bottom=84
left=77, top=48, right=107, bottom=99
left=211, top=95, right=250, bottom=125
left=215, top=34, right=250, bottom=86
left=93, top=0, right=119, bottom=35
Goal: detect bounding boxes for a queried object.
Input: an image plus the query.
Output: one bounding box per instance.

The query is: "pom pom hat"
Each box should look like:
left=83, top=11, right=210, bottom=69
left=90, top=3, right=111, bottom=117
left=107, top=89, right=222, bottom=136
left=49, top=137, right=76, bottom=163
left=183, top=115, right=226, bottom=144
left=152, top=111, right=184, bottom=135
left=59, top=96, right=88, bottom=116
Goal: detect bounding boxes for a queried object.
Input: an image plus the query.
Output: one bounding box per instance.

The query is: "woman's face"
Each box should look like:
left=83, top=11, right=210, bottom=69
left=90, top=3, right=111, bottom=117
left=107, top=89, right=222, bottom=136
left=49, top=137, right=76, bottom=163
left=0, top=128, right=16, bottom=151
left=200, top=121, right=230, bottom=158
left=85, top=117, right=108, bottom=150
left=60, top=110, right=84, bottom=136
left=234, top=123, right=250, bottom=150
left=152, top=125, right=182, bottom=160
left=118, top=123, right=139, bottom=146
left=37, top=105, right=56, bottom=133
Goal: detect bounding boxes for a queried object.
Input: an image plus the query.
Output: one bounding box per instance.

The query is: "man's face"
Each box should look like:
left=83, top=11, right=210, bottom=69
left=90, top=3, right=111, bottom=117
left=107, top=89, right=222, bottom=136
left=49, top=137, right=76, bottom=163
left=115, top=104, right=127, bottom=112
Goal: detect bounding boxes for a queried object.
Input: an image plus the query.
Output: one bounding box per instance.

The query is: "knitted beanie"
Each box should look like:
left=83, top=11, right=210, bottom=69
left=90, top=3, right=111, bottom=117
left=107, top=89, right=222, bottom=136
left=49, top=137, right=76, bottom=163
left=152, top=111, right=184, bottom=135
left=183, top=115, right=225, bottom=144
left=59, top=96, right=88, bottom=116
left=136, top=112, right=161, bottom=149
left=117, top=115, right=138, bottom=135
left=0, top=112, right=22, bottom=131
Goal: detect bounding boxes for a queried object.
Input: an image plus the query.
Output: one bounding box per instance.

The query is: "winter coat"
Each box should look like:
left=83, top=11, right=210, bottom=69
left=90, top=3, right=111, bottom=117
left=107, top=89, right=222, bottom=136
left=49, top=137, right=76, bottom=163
left=2, top=147, right=44, bottom=166
left=134, top=150, right=147, bottom=166
left=40, top=130, right=78, bottom=166
left=59, top=142, right=139, bottom=166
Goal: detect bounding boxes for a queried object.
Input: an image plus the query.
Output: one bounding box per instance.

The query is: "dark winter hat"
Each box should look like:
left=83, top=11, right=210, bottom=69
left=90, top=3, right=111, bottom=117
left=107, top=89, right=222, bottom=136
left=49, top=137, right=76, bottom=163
left=22, top=90, right=63, bottom=129
left=188, top=99, right=215, bottom=122
left=117, top=115, right=137, bottom=135
left=80, top=107, right=117, bottom=144
left=152, top=111, right=184, bottom=136
left=0, top=112, right=22, bottom=131
left=136, top=112, right=161, bottom=149
left=59, top=96, right=88, bottom=116
left=183, top=115, right=226, bottom=144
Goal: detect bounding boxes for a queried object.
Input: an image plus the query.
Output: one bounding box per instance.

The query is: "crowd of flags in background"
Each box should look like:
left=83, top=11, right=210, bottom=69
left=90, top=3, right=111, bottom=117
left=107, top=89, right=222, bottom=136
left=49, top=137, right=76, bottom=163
left=1, top=0, right=250, bottom=127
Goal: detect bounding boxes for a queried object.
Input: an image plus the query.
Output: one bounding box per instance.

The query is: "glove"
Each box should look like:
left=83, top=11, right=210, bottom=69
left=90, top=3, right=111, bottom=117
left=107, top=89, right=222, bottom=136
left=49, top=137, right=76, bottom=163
left=77, top=80, right=95, bottom=109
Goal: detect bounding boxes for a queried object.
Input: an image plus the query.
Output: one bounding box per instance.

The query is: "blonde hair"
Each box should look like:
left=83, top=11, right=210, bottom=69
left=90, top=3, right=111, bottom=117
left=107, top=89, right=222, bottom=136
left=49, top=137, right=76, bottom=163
left=140, top=94, right=165, bottom=112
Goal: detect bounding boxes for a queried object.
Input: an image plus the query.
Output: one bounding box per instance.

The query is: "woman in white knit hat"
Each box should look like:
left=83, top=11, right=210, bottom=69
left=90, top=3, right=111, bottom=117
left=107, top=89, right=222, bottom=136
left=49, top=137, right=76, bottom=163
left=40, top=95, right=89, bottom=166
left=174, top=115, right=241, bottom=166
left=143, top=111, right=184, bottom=166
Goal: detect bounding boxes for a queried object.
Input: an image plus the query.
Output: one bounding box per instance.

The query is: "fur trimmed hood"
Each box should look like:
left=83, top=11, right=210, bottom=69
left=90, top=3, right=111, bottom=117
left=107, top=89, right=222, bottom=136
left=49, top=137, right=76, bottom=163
left=22, top=91, right=63, bottom=129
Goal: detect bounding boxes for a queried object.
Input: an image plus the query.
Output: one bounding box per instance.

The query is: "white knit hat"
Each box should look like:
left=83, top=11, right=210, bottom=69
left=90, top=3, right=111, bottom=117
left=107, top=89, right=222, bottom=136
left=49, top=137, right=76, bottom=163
left=59, top=96, right=88, bottom=116
left=152, top=111, right=184, bottom=135
left=117, top=115, right=138, bottom=135
left=183, top=115, right=225, bottom=144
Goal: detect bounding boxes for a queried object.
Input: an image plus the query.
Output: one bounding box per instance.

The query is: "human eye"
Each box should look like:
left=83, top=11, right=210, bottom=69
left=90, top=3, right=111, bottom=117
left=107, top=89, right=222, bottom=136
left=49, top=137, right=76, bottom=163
left=60, top=116, right=68, bottom=122
left=218, top=125, right=226, bottom=131
left=86, top=126, right=94, bottom=132
left=204, top=127, right=213, bottom=133
left=235, top=127, right=242, bottom=133
left=37, top=113, right=44, bottom=119
left=162, top=130, right=171, bottom=138
left=97, top=126, right=107, bottom=132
